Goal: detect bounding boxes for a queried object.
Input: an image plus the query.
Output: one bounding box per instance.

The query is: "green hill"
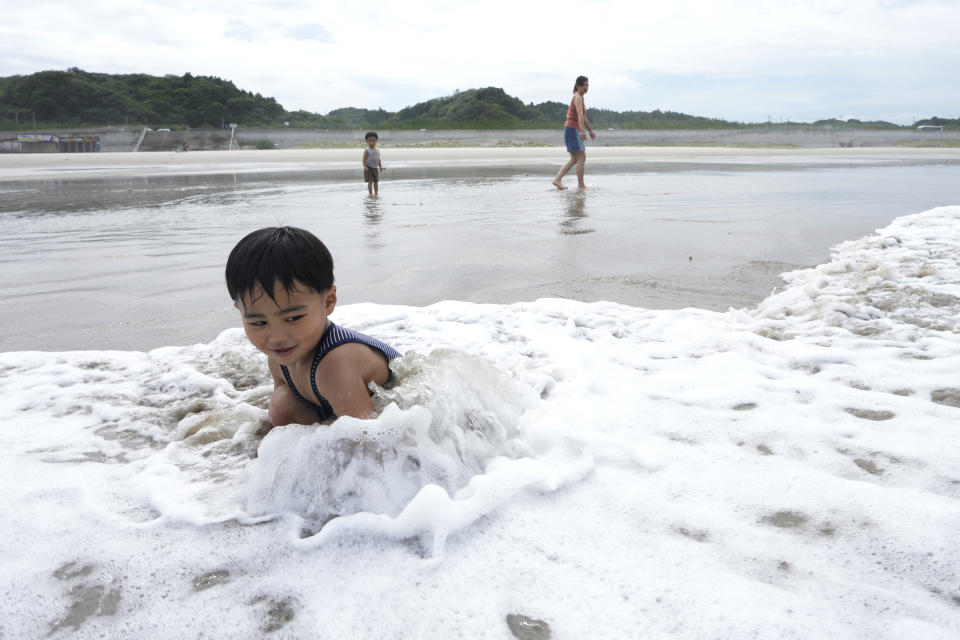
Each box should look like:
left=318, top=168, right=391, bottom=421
left=0, top=69, right=930, bottom=131
left=0, top=68, right=284, bottom=129
left=390, top=87, right=550, bottom=128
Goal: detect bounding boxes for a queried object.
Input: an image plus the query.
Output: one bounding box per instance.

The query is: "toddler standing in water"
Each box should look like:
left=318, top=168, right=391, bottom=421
left=362, top=131, right=384, bottom=195
left=226, top=227, right=401, bottom=432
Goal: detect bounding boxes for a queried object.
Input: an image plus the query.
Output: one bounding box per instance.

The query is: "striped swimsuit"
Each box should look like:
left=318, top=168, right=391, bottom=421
left=279, top=322, right=401, bottom=422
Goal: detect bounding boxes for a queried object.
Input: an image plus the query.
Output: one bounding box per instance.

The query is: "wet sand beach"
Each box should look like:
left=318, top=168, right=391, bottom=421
left=2, top=146, right=960, bottom=182
left=2, top=146, right=959, bottom=351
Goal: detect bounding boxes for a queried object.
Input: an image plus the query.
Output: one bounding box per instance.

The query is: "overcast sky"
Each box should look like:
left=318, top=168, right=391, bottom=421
left=2, top=0, right=956, bottom=124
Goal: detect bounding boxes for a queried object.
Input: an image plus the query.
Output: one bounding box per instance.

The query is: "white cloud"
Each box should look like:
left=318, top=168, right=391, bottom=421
left=285, top=23, right=334, bottom=43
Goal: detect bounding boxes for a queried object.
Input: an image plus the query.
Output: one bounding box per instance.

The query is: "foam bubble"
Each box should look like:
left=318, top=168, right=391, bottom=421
left=244, top=349, right=591, bottom=553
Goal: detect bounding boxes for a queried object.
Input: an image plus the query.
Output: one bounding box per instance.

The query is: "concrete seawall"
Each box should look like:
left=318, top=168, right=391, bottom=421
left=3, top=126, right=958, bottom=152
left=235, top=127, right=960, bottom=149
left=0, top=127, right=142, bottom=152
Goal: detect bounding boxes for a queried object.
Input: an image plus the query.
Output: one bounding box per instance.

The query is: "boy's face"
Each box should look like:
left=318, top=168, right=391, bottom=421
left=236, top=280, right=337, bottom=366
left=366, top=137, right=377, bottom=148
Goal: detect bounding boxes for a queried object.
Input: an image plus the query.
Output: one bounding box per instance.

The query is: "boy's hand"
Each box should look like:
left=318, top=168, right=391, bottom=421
left=255, top=419, right=275, bottom=437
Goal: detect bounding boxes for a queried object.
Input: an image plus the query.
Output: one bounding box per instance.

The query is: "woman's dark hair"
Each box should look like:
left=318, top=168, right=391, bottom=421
left=225, top=227, right=334, bottom=303
left=365, top=131, right=378, bottom=140
left=573, top=76, right=589, bottom=92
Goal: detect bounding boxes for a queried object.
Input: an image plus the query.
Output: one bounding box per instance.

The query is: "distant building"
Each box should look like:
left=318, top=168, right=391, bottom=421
left=59, top=136, right=101, bottom=152
left=0, top=134, right=101, bottom=153
left=917, top=125, right=943, bottom=132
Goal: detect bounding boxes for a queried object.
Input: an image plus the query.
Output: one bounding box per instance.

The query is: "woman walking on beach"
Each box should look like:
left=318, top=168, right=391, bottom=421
left=553, top=75, right=596, bottom=190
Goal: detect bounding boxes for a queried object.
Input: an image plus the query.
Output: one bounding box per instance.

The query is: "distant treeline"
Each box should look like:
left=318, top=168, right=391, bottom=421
left=0, top=68, right=284, bottom=130
left=0, top=69, right=956, bottom=131
left=321, top=88, right=742, bottom=130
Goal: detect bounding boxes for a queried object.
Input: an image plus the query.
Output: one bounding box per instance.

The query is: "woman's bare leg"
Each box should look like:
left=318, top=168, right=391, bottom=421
left=575, top=151, right=587, bottom=189
left=553, top=152, right=578, bottom=189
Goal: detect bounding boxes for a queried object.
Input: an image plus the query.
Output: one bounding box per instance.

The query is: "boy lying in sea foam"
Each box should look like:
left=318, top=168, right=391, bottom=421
left=225, top=227, right=401, bottom=432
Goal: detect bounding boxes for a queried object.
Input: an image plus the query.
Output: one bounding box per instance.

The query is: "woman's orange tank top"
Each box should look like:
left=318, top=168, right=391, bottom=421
left=564, top=96, right=581, bottom=129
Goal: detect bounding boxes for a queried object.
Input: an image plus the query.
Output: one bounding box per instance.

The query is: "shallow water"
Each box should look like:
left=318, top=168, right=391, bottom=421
left=1, top=162, right=959, bottom=351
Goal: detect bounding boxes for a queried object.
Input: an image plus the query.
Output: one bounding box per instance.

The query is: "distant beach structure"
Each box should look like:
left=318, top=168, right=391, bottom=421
left=917, top=125, right=943, bottom=131
left=0, top=133, right=100, bottom=153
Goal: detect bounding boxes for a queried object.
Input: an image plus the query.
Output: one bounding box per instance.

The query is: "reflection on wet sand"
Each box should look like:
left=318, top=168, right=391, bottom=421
left=363, top=196, right=382, bottom=226
left=361, top=195, right=385, bottom=254
left=558, top=190, right=594, bottom=235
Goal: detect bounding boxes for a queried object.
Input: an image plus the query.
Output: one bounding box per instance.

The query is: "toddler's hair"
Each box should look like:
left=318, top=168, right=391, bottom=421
left=226, top=227, right=334, bottom=303
left=573, top=76, right=589, bottom=92
left=365, top=131, right=378, bottom=141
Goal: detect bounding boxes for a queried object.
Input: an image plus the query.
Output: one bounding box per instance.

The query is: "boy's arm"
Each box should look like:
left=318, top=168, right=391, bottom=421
left=362, top=149, right=369, bottom=170
left=314, top=344, right=389, bottom=419
left=263, top=358, right=318, bottom=431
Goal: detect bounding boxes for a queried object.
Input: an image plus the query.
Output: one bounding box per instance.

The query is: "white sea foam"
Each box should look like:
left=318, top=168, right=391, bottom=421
left=1, top=207, right=959, bottom=638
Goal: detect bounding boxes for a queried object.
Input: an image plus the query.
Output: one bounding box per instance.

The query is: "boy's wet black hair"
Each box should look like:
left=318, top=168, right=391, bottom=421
left=226, top=226, right=334, bottom=304
left=364, top=131, right=378, bottom=140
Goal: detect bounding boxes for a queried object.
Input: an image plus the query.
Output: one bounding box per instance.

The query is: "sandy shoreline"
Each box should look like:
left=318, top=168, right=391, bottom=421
left=2, top=146, right=960, bottom=182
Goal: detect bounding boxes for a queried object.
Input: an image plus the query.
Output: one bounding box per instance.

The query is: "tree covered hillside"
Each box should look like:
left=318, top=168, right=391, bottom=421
left=392, top=87, right=551, bottom=128
left=3, top=69, right=944, bottom=131
left=0, top=68, right=284, bottom=129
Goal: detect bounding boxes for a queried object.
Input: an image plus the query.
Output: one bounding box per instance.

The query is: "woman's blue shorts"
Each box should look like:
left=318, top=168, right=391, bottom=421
left=564, top=126, right=585, bottom=153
